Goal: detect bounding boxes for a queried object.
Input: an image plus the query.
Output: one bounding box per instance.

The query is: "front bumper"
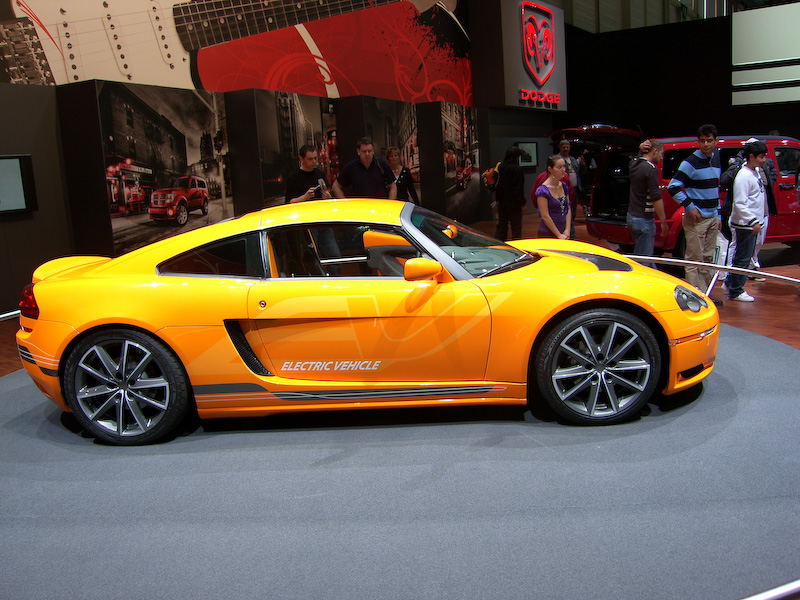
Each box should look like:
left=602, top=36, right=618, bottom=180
left=149, top=207, right=176, bottom=220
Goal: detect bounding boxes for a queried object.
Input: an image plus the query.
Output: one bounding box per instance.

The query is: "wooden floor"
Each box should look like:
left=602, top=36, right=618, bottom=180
left=1, top=211, right=799, bottom=378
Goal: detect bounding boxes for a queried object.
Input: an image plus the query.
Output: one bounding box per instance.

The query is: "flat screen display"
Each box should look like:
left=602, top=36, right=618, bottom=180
left=0, top=155, right=37, bottom=215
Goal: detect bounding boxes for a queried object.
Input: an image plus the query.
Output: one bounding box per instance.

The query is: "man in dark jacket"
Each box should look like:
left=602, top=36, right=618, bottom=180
left=494, top=146, right=526, bottom=241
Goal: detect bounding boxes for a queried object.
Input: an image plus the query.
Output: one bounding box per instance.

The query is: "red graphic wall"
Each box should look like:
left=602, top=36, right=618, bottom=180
left=194, top=4, right=472, bottom=105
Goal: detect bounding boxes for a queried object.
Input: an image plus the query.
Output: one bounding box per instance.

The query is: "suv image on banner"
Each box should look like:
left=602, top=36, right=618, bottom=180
left=560, top=126, right=800, bottom=255
left=149, top=176, right=209, bottom=226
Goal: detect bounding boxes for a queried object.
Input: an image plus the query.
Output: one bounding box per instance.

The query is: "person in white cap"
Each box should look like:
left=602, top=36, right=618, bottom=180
left=723, top=137, right=777, bottom=281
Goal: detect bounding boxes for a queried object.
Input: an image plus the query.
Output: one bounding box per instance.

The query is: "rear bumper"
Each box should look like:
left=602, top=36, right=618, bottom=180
left=16, top=322, right=72, bottom=411
left=585, top=216, right=633, bottom=245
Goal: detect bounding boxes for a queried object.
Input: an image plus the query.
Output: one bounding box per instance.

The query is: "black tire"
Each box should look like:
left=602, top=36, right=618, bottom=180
left=666, top=232, right=686, bottom=278
left=534, top=309, right=661, bottom=425
left=62, top=329, right=191, bottom=445
left=175, top=203, right=189, bottom=226
left=672, top=232, right=686, bottom=259
left=201, top=199, right=209, bottom=215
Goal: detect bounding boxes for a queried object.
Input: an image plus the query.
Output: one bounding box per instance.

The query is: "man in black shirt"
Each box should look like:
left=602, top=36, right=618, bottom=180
left=494, top=146, right=525, bottom=241
left=332, top=137, right=397, bottom=199
left=284, top=144, right=338, bottom=273
left=285, top=145, right=332, bottom=204
left=627, top=139, right=667, bottom=268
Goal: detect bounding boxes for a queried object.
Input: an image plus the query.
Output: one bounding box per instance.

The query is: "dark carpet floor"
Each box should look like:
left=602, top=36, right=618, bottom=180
left=1, top=324, right=798, bottom=600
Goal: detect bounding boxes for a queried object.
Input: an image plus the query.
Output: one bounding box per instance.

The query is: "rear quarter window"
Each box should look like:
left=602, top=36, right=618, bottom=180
left=158, top=233, right=266, bottom=278
left=661, top=147, right=741, bottom=180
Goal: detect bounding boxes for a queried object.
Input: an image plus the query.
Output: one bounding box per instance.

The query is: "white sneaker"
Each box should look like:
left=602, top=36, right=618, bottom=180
left=731, top=291, right=755, bottom=302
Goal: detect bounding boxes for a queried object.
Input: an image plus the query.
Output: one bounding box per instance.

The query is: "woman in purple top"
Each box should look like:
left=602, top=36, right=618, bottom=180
left=536, top=154, right=571, bottom=239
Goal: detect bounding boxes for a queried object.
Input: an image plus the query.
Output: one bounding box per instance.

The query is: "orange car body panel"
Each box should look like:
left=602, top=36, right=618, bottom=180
left=16, top=199, right=719, bottom=420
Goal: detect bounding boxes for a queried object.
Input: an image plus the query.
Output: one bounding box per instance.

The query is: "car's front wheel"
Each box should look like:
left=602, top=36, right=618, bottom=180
left=175, top=203, right=189, bottom=226
left=534, top=309, right=661, bottom=424
left=62, top=329, right=191, bottom=445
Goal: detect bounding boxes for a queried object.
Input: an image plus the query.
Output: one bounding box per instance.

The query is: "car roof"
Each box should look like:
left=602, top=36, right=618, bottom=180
left=549, top=124, right=643, bottom=149
left=102, top=198, right=409, bottom=273
left=554, top=125, right=800, bottom=151
left=655, top=135, right=800, bottom=145
left=257, top=198, right=406, bottom=226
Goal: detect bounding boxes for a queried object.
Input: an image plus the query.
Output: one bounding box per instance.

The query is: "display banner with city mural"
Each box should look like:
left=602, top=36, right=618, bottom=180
left=97, top=82, right=231, bottom=256
left=501, top=0, right=567, bottom=111
left=98, top=83, right=434, bottom=257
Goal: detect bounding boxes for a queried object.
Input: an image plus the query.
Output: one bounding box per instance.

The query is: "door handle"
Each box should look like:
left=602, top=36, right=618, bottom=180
left=779, top=183, right=796, bottom=190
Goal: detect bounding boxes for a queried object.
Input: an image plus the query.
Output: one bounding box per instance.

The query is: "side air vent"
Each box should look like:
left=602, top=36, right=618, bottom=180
left=223, top=320, right=273, bottom=377
left=551, top=250, right=633, bottom=272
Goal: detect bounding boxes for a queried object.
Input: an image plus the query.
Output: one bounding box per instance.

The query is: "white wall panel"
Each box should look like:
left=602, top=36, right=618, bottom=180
left=731, top=3, right=800, bottom=106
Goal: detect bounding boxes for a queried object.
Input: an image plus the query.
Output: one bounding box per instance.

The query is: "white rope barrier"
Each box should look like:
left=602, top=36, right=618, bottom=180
left=623, top=254, right=800, bottom=296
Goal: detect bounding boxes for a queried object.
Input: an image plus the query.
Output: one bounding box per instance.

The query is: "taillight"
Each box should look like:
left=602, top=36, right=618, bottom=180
left=19, top=283, right=39, bottom=319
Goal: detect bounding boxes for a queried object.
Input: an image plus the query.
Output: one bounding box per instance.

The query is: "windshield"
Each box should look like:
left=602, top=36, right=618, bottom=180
left=409, top=207, right=535, bottom=277
left=172, top=177, right=190, bottom=188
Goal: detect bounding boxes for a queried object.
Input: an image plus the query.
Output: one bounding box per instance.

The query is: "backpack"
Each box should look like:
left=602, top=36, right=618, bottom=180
left=719, top=159, right=742, bottom=193
left=719, top=159, right=742, bottom=215
left=482, top=162, right=501, bottom=192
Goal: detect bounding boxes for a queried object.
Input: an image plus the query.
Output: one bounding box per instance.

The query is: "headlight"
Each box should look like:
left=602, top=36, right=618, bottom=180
left=674, top=285, right=708, bottom=313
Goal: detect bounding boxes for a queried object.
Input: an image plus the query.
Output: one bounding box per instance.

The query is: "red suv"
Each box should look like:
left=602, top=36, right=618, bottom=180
left=455, top=158, right=473, bottom=189
left=149, top=176, right=209, bottom=226
left=557, top=126, right=800, bottom=254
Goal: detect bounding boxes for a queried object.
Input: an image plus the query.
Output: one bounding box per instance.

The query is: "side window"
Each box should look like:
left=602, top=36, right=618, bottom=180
left=197, top=179, right=207, bottom=189
left=774, top=148, right=800, bottom=177
left=268, top=224, right=422, bottom=278
left=158, top=233, right=266, bottom=278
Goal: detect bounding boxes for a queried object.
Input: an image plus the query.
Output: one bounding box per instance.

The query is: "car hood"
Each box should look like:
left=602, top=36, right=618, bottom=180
left=508, top=239, right=685, bottom=284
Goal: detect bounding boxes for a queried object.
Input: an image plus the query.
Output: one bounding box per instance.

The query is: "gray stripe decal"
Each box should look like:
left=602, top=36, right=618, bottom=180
left=193, top=383, right=502, bottom=401
left=194, top=383, right=270, bottom=395
left=273, top=386, right=500, bottom=401
left=17, top=345, right=35, bottom=364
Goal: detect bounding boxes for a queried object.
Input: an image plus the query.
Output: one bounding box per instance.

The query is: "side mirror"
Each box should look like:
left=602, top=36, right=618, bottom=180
left=363, top=230, right=412, bottom=249
left=442, top=224, right=457, bottom=239
left=404, top=258, right=444, bottom=281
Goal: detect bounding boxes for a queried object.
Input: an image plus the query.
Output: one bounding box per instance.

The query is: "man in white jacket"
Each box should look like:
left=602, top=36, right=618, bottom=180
left=723, top=140, right=768, bottom=302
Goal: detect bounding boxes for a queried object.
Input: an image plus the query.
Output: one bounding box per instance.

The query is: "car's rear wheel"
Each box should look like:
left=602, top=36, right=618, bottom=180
left=535, top=309, right=660, bottom=424
left=63, top=329, right=191, bottom=445
left=201, top=199, right=209, bottom=215
left=175, top=203, right=189, bottom=226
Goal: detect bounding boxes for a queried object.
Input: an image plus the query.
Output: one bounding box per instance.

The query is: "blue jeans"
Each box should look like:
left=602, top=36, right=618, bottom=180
left=725, top=228, right=757, bottom=298
left=627, top=214, right=656, bottom=269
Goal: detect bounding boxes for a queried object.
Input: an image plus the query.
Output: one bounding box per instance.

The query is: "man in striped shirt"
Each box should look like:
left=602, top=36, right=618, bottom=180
left=667, top=124, right=722, bottom=295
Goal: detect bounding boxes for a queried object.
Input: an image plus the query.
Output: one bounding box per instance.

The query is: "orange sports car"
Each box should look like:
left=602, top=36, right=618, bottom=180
left=16, top=199, right=719, bottom=445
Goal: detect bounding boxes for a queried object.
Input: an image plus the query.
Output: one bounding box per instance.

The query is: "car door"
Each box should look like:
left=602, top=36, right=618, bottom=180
left=247, top=223, right=491, bottom=384
left=188, top=177, right=202, bottom=210
left=770, top=145, right=800, bottom=238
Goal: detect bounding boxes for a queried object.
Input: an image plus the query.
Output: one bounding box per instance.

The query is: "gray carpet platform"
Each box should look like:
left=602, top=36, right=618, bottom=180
left=1, top=324, right=798, bottom=600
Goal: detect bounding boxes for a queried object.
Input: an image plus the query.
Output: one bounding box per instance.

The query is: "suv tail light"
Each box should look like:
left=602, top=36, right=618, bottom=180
left=19, top=283, right=39, bottom=319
